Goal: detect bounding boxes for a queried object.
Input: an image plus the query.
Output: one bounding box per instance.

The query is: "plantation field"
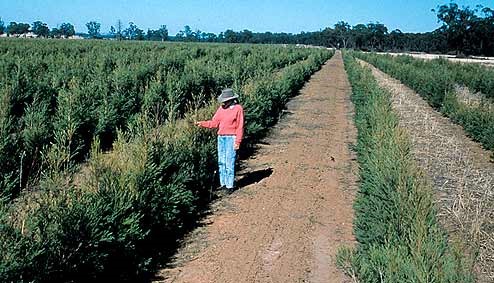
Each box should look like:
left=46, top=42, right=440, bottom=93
left=353, top=51, right=494, bottom=281
left=3, top=0, right=494, bottom=281
left=0, top=38, right=324, bottom=201
left=337, top=53, right=475, bottom=282
left=359, top=59, right=494, bottom=281
left=1, top=38, right=491, bottom=283
left=157, top=51, right=357, bottom=283
left=355, top=51, right=494, bottom=154
left=0, top=38, right=332, bottom=282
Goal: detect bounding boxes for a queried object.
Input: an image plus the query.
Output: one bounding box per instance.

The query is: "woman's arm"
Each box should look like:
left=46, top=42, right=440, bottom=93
left=234, top=106, right=244, bottom=149
left=196, top=108, right=221, bottom=128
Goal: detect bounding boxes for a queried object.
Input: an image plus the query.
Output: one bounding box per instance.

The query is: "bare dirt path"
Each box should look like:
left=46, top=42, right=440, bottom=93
left=359, top=59, right=494, bottom=282
left=153, top=51, right=358, bottom=283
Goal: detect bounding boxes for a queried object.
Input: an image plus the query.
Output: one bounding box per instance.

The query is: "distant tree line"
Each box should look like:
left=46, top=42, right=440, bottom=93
left=187, top=3, right=491, bottom=56
left=0, top=2, right=492, bottom=55
left=433, top=3, right=494, bottom=56
left=0, top=19, right=76, bottom=38
left=0, top=18, right=168, bottom=41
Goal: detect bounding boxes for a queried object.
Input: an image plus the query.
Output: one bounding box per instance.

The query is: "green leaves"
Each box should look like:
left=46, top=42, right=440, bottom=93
left=358, top=52, right=494, bottom=153
left=0, top=40, right=333, bottom=282
left=340, top=53, right=474, bottom=283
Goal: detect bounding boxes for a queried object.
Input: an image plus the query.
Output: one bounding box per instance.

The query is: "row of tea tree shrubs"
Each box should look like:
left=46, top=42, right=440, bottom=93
left=0, top=47, right=333, bottom=283
left=0, top=39, right=316, bottom=201
left=355, top=52, right=494, bottom=154
left=440, top=59, right=494, bottom=99
left=337, top=53, right=474, bottom=282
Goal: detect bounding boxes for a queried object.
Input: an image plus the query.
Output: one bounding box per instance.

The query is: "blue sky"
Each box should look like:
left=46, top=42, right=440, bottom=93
left=1, top=0, right=492, bottom=35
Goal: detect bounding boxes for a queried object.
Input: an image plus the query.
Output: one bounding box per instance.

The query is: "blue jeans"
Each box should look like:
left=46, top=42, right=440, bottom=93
left=217, top=135, right=236, bottom=189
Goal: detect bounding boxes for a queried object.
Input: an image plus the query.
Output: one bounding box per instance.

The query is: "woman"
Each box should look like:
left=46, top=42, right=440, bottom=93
left=195, top=88, right=244, bottom=192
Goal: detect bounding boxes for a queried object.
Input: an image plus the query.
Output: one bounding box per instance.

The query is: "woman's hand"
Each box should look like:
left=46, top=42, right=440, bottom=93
left=194, top=121, right=202, bottom=127
left=234, top=143, right=240, bottom=150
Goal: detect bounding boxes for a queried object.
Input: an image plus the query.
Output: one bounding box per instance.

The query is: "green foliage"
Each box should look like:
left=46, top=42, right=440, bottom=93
left=145, top=25, right=168, bottom=41
left=338, top=53, right=474, bottom=282
left=6, top=22, right=30, bottom=35
left=59, top=23, right=75, bottom=38
left=433, top=3, right=494, bottom=56
left=0, top=82, right=21, bottom=198
left=0, top=39, right=332, bottom=282
left=0, top=39, right=321, bottom=199
left=355, top=52, right=494, bottom=154
left=0, top=18, right=5, bottom=35
left=86, top=21, right=101, bottom=39
left=32, top=21, right=49, bottom=37
left=443, top=92, right=494, bottom=152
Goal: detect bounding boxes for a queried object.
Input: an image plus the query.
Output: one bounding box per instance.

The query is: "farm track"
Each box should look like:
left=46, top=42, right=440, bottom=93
left=359, top=59, right=494, bottom=282
left=153, top=51, right=358, bottom=283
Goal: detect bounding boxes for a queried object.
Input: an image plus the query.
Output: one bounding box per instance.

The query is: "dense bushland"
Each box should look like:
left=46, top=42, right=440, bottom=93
left=337, top=53, right=474, bottom=282
left=355, top=52, right=494, bottom=154
left=0, top=39, right=332, bottom=282
left=0, top=39, right=317, bottom=201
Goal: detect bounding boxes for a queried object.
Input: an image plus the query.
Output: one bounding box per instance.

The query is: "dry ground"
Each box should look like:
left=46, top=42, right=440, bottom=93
left=152, top=51, right=358, bottom=283
left=360, top=59, right=494, bottom=282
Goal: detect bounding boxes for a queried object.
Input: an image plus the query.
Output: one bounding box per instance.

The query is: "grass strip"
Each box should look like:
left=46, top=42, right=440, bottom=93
left=337, top=53, right=474, bottom=283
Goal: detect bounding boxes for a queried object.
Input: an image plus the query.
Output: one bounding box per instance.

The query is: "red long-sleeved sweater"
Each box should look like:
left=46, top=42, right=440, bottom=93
left=198, top=104, right=244, bottom=145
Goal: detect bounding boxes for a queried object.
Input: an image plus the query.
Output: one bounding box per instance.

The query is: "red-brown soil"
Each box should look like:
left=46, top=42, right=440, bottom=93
left=153, top=51, right=358, bottom=283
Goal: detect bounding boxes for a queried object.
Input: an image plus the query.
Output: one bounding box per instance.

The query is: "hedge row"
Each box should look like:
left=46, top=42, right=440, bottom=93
left=355, top=52, right=494, bottom=154
left=0, top=47, right=332, bottom=283
left=337, top=53, right=474, bottom=282
left=0, top=39, right=315, bottom=201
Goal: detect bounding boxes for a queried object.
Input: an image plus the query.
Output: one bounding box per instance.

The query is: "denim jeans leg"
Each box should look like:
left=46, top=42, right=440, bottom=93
left=217, top=136, right=226, bottom=187
left=225, top=136, right=236, bottom=189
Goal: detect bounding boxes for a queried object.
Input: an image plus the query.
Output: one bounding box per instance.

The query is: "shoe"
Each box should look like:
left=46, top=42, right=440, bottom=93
left=226, top=187, right=236, bottom=193
left=217, top=185, right=226, bottom=191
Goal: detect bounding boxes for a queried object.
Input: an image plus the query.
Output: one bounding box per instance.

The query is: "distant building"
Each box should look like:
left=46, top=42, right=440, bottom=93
left=1, top=32, right=37, bottom=38
left=68, top=35, right=84, bottom=40
left=18, top=32, right=37, bottom=38
left=0, top=33, right=85, bottom=40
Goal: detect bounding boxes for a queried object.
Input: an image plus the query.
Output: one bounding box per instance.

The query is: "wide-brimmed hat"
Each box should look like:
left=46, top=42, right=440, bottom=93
left=217, top=88, right=238, bottom=103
